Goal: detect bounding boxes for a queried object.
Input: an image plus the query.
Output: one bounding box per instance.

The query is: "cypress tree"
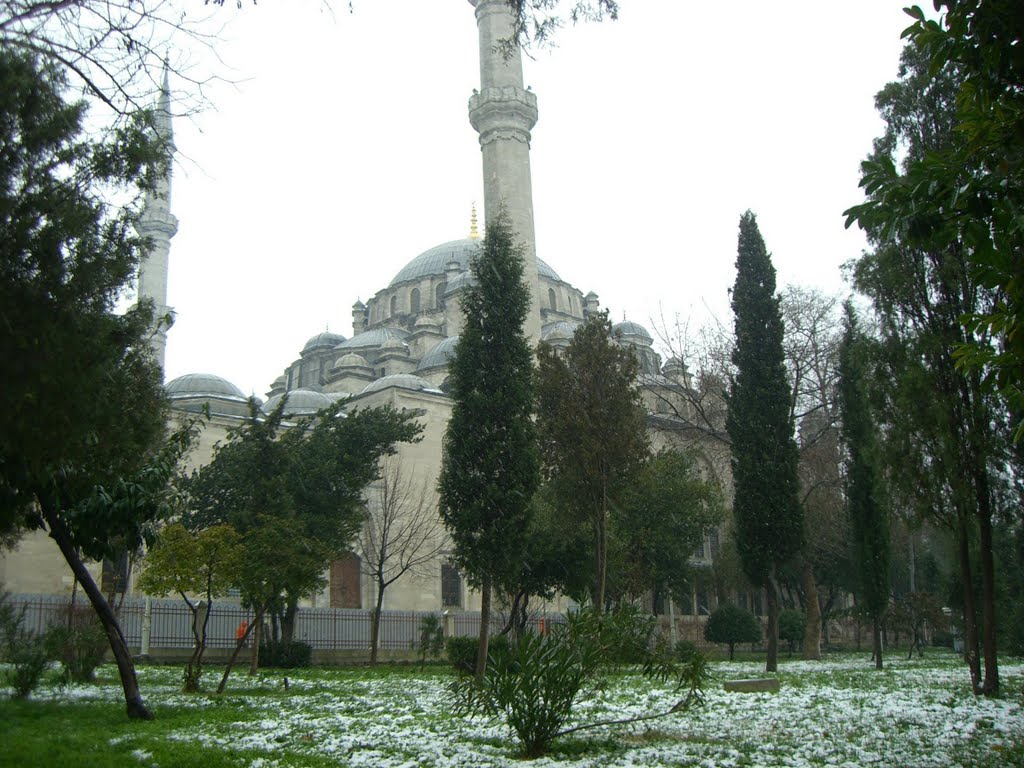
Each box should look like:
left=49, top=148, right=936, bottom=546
left=725, top=211, right=803, bottom=673
left=838, top=303, right=890, bottom=670
left=438, top=210, right=539, bottom=681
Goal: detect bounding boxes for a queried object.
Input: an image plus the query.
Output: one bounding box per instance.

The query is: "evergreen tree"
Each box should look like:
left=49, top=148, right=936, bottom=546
left=535, top=313, right=649, bottom=612
left=725, top=211, right=803, bottom=673
left=438, top=211, right=539, bottom=681
left=838, top=303, right=891, bottom=670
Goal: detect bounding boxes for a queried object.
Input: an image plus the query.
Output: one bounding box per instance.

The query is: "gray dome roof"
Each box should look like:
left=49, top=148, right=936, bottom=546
left=334, top=353, right=371, bottom=368
left=541, top=320, right=582, bottom=342
left=389, top=238, right=560, bottom=287
left=262, top=388, right=334, bottom=417
left=613, top=320, right=653, bottom=344
left=417, top=336, right=460, bottom=371
left=336, top=326, right=411, bottom=351
left=302, top=331, right=346, bottom=354
left=361, top=373, right=440, bottom=395
left=166, top=373, right=246, bottom=401
left=443, top=270, right=477, bottom=296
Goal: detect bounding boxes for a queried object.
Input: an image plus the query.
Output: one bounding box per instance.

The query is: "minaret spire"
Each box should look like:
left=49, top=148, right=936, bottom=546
left=136, top=58, right=178, bottom=374
left=467, top=0, right=542, bottom=342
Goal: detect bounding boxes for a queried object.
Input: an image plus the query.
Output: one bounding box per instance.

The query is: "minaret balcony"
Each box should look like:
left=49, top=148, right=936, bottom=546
left=468, top=85, right=538, bottom=146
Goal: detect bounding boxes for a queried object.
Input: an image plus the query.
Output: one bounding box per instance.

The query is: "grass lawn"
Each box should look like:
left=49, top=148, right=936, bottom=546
left=1, top=651, right=1022, bottom=767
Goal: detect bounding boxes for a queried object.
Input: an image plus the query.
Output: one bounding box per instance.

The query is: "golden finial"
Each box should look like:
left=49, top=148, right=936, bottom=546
left=469, top=203, right=480, bottom=240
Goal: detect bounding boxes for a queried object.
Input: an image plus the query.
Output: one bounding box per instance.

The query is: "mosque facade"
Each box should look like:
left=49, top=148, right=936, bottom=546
left=1, top=0, right=725, bottom=617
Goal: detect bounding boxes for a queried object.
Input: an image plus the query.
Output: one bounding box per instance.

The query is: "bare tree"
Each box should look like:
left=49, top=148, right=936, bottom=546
left=357, top=457, right=445, bottom=664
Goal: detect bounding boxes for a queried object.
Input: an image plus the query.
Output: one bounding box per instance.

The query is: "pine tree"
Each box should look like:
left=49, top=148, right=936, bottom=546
left=725, top=211, right=803, bottom=673
left=838, top=303, right=891, bottom=670
left=438, top=211, right=539, bottom=681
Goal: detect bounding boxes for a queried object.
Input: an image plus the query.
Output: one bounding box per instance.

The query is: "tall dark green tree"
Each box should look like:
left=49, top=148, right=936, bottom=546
left=0, top=49, right=186, bottom=720
left=438, top=211, right=539, bottom=681
left=845, top=42, right=1007, bottom=696
left=535, top=313, right=649, bottom=613
left=838, top=304, right=891, bottom=670
left=725, top=211, right=803, bottom=673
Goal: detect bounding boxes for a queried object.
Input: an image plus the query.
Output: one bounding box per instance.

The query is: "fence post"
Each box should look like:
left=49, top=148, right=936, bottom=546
left=140, top=596, right=152, bottom=656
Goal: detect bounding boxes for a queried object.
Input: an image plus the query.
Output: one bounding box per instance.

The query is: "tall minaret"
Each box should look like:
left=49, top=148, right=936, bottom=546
left=468, top=0, right=542, bottom=342
left=136, top=63, right=178, bottom=373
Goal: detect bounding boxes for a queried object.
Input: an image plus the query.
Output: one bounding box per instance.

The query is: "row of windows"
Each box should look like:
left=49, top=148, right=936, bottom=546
left=328, top=554, right=463, bottom=610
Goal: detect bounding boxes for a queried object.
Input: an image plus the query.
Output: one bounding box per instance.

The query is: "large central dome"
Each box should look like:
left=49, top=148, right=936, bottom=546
left=388, top=238, right=560, bottom=287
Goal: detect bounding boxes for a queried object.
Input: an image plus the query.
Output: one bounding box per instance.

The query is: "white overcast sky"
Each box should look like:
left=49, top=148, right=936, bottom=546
left=158, top=0, right=913, bottom=399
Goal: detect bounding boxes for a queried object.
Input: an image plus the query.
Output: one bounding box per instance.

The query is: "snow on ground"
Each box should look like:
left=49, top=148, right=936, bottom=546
left=10, top=654, right=1024, bottom=766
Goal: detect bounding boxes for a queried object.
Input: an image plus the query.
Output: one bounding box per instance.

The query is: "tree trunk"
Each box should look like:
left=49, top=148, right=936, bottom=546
left=370, top=582, right=386, bottom=665
left=765, top=566, right=780, bottom=673
left=217, top=612, right=258, bottom=694
left=801, top=561, right=821, bottom=661
left=475, top=575, right=491, bottom=684
left=974, top=466, right=999, bottom=696
left=249, top=608, right=264, bottom=675
left=873, top=617, right=883, bottom=670
left=281, top=597, right=298, bottom=644
left=956, top=516, right=982, bottom=694
left=41, top=502, right=152, bottom=719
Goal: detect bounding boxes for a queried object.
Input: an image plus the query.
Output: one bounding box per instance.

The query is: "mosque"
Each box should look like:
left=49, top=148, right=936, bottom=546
left=1, top=0, right=721, bottom=616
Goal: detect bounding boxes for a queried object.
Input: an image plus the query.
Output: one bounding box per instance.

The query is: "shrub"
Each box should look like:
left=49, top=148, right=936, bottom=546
left=447, top=634, right=510, bottom=675
left=704, top=603, right=761, bottom=660
left=45, top=607, right=107, bottom=684
left=1, top=591, right=51, bottom=698
left=778, top=609, right=805, bottom=656
left=418, top=614, right=444, bottom=665
left=258, top=640, right=312, bottom=669
left=451, top=609, right=710, bottom=758
left=674, top=639, right=700, bottom=663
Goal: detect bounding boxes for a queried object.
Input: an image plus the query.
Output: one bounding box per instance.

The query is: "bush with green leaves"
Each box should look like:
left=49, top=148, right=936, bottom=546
left=45, top=606, right=107, bottom=683
left=447, top=634, right=509, bottom=675
left=258, top=640, right=312, bottom=669
left=0, top=591, right=50, bottom=699
left=674, top=639, right=700, bottom=663
left=704, top=602, right=762, bottom=660
left=418, top=614, right=445, bottom=665
left=451, top=607, right=709, bottom=758
left=778, top=610, right=805, bottom=656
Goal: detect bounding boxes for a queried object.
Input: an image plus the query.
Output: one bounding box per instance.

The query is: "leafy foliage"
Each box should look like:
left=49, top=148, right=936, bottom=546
left=257, top=640, right=312, bottom=669
left=704, top=602, right=762, bottom=660
left=417, top=614, right=445, bottom=665
left=778, top=610, right=805, bottom=656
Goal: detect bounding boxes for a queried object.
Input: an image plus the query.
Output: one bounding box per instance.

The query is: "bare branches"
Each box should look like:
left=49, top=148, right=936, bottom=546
left=1, top=0, right=229, bottom=121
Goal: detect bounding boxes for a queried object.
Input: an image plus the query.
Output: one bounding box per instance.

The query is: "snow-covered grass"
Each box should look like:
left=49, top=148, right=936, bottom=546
left=3, top=652, right=1022, bottom=767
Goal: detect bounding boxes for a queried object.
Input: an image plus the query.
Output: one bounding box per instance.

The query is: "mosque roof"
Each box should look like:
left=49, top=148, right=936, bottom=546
left=389, top=238, right=560, bottom=287
left=262, top=388, right=334, bottom=417
left=302, top=331, right=346, bottom=354
left=336, top=326, right=411, bottom=350
left=417, top=336, right=460, bottom=371
left=361, top=373, right=441, bottom=395
left=541, top=320, right=582, bottom=342
left=166, top=373, right=246, bottom=402
left=613, top=320, right=654, bottom=344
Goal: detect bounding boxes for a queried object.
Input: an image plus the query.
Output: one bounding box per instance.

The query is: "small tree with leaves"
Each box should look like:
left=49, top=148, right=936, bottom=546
left=725, top=211, right=803, bottom=673
left=704, top=602, right=762, bottom=661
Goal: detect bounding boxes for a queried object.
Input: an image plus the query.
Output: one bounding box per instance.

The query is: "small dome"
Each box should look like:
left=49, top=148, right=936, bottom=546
left=444, top=271, right=476, bottom=296
left=381, top=338, right=409, bottom=353
left=541, top=320, right=581, bottom=342
left=334, top=353, right=371, bottom=368
left=336, top=326, right=411, bottom=351
left=389, top=238, right=561, bottom=287
left=613, top=320, right=653, bottom=344
left=302, top=331, right=346, bottom=354
left=361, top=373, right=440, bottom=395
left=262, top=388, right=334, bottom=417
left=166, top=373, right=246, bottom=401
left=417, top=336, right=459, bottom=371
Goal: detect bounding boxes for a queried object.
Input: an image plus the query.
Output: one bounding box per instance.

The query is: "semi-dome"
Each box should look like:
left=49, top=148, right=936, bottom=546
left=302, top=330, right=346, bottom=354
left=336, top=326, right=411, bottom=351
left=541, top=320, right=582, bottom=342
left=417, top=336, right=459, bottom=371
left=444, top=270, right=476, bottom=296
left=166, top=373, right=246, bottom=401
left=613, top=320, right=653, bottom=344
left=361, top=373, right=440, bottom=395
left=389, top=238, right=561, bottom=287
left=334, top=353, right=371, bottom=368
left=381, top=338, right=409, bottom=353
left=262, top=388, right=334, bottom=417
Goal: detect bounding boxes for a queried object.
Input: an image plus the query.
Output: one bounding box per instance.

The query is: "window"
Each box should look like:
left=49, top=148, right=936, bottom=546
left=390, top=294, right=397, bottom=318
left=441, top=562, right=462, bottom=608
left=548, top=288, right=557, bottom=311
left=692, top=537, right=707, bottom=560
left=329, top=553, right=361, bottom=609
left=709, top=528, right=720, bottom=558
left=410, top=287, right=421, bottom=314
left=435, top=282, right=446, bottom=308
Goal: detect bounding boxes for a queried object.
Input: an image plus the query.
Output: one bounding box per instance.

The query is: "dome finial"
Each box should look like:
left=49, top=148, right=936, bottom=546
left=469, top=203, right=480, bottom=240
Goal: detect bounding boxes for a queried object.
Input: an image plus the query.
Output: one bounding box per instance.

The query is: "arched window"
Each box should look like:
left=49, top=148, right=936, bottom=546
left=330, top=553, right=361, bottom=609
left=435, top=282, right=447, bottom=308
left=410, top=287, right=421, bottom=314
left=389, top=294, right=397, bottom=318
left=441, top=562, right=462, bottom=608
left=548, top=288, right=557, bottom=311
